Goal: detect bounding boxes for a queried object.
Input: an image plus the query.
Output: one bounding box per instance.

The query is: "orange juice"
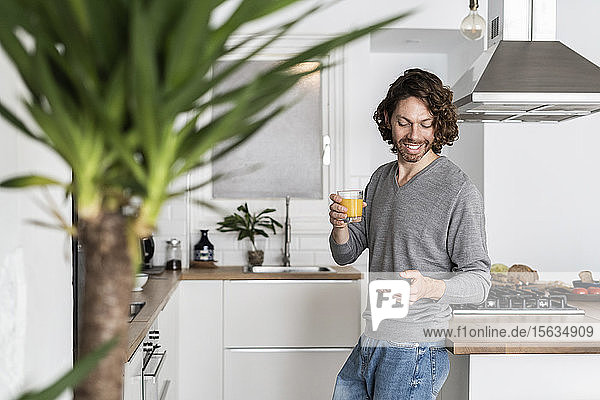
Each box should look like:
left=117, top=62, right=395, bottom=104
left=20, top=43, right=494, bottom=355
left=340, top=198, right=363, bottom=221
left=338, top=190, right=364, bottom=223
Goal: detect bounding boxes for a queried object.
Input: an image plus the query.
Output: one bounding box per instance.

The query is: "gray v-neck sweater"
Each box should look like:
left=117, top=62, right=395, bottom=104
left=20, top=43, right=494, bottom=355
left=330, top=156, right=491, bottom=342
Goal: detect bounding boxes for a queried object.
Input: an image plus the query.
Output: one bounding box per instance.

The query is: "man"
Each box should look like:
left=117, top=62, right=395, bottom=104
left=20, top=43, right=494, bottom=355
left=329, top=68, right=491, bottom=400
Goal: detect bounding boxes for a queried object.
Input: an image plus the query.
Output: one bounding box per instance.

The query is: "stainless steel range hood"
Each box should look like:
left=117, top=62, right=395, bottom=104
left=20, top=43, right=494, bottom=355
left=452, top=0, right=600, bottom=122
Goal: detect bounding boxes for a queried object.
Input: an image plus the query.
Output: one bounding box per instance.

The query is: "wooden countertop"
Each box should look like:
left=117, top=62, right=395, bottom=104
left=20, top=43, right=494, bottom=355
left=181, top=265, right=362, bottom=280
left=126, top=265, right=362, bottom=359
left=447, top=300, right=600, bottom=355
left=127, top=271, right=180, bottom=360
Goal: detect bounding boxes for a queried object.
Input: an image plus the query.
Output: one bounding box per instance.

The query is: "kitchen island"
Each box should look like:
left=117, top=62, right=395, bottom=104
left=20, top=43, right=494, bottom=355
left=441, top=301, right=600, bottom=400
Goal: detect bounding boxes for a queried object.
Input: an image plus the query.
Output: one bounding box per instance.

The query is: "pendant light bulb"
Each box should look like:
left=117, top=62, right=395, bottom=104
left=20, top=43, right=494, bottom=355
left=460, top=0, right=486, bottom=41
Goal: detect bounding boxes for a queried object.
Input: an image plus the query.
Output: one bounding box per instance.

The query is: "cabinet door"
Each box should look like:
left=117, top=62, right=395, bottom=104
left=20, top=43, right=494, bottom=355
left=224, top=280, right=361, bottom=347
left=156, top=286, right=179, bottom=400
left=178, top=281, right=223, bottom=400
left=123, top=343, right=143, bottom=400
left=224, top=348, right=351, bottom=400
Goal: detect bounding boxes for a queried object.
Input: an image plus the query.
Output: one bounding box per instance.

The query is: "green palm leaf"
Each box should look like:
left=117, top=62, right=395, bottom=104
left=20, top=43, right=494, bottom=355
left=0, top=100, right=47, bottom=145
left=1, top=0, right=413, bottom=226
left=0, top=175, right=65, bottom=188
left=0, top=1, right=415, bottom=395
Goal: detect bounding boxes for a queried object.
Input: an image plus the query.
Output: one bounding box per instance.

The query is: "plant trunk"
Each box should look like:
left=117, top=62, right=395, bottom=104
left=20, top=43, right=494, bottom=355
left=74, top=212, right=132, bottom=400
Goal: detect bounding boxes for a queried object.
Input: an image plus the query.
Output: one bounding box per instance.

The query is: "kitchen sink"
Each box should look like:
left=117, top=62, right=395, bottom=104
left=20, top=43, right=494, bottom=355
left=129, top=301, right=145, bottom=322
left=245, top=265, right=336, bottom=273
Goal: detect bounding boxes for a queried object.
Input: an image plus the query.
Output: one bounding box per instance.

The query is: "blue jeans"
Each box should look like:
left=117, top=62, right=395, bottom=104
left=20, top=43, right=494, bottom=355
left=332, top=335, right=450, bottom=400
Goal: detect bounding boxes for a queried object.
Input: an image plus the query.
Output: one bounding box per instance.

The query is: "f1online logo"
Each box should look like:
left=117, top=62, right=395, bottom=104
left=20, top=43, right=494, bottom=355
left=369, top=280, right=410, bottom=330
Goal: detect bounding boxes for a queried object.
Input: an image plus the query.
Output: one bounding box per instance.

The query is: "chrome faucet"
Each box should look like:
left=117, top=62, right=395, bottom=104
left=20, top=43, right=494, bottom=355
left=282, top=195, right=291, bottom=267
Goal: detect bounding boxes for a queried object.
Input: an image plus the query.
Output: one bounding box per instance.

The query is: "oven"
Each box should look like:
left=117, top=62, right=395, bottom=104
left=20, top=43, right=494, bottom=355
left=124, top=320, right=170, bottom=400
left=142, top=321, right=170, bottom=400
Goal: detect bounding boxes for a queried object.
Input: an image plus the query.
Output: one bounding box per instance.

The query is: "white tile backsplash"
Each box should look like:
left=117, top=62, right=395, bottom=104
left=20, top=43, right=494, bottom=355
left=290, top=250, right=316, bottom=265
left=355, top=251, right=369, bottom=266
left=156, top=220, right=186, bottom=237
left=265, top=235, right=295, bottom=250
left=359, top=176, right=371, bottom=191
left=213, top=250, right=224, bottom=264
left=234, top=238, right=246, bottom=250
left=263, top=250, right=284, bottom=266
left=314, top=250, right=336, bottom=266
left=157, top=187, right=364, bottom=269
left=220, top=250, right=247, bottom=266
left=170, top=198, right=188, bottom=220
left=298, top=236, right=330, bottom=251
left=154, top=197, right=190, bottom=268
left=157, top=204, right=171, bottom=221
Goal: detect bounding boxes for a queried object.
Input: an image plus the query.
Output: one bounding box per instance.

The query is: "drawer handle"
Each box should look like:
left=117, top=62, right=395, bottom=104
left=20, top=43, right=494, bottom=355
left=159, top=380, right=171, bottom=400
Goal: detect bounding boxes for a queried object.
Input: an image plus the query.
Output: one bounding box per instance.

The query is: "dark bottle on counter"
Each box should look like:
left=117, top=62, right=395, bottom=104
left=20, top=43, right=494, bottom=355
left=194, top=230, right=214, bottom=261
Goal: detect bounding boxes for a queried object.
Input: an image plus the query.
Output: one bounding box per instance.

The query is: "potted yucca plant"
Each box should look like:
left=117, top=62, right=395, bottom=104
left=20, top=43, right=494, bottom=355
left=217, top=203, right=282, bottom=266
left=0, top=0, right=411, bottom=398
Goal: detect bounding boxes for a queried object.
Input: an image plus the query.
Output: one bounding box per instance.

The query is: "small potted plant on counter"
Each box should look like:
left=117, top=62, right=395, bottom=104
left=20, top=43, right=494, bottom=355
left=217, top=203, right=282, bottom=266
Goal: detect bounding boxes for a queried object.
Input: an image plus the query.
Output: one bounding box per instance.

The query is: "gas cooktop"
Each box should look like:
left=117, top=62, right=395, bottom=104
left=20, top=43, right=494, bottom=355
left=452, top=285, right=585, bottom=315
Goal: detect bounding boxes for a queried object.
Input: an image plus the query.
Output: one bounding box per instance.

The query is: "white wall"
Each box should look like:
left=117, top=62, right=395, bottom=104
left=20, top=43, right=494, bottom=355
left=484, top=121, right=600, bottom=272
left=0, top=49, right=72, bottom=399
left=151, top=0, right=600, bottom=303
left=483, top=0, right=600, bottom=277
left=361, top=52, right=448, bottom=182
left=168, top=1, right=478, bottom=271
left=445, top=123, right=485, bottom=195
left=152, top=3, right=488, bottom=313
left=155, top=0, right=477, bottom=335
left=220, top=0, right=481, bottom=35
left=115, top=3, right=483, bottom=271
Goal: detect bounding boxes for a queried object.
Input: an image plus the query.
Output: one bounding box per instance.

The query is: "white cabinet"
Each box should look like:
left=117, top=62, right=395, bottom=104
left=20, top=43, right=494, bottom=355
left=224, top=280, right=361, bottom=347
left=123, top=342, right=144, bottom=400
left=123, top=285, right=180, bottom=400
left=157, top=286, right=180, bottom=400
left=178, top=280, right=223, bottom=400
left=223, top=279, right=361, bottom=400
left=178, top=278, right=361, bottom=400
left=224, top=348, right=352, bottom=400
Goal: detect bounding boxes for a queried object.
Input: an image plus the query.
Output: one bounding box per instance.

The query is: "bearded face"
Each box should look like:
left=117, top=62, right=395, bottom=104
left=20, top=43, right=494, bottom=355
left=389, top=97, right=435, bottom=163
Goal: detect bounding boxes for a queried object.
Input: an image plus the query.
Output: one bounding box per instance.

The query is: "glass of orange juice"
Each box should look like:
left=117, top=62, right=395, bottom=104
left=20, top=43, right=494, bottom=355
left=337, top=190, right=363, bottom=223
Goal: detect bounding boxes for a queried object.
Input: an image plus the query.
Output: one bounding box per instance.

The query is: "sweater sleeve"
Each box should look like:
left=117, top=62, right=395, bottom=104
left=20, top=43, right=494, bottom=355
left=436, top=182, right=491, bottom=305
left=329, top=184, right=369, bottom=265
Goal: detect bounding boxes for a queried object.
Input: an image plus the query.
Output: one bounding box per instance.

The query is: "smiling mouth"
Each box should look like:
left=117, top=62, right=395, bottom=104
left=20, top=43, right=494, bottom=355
left=402, top=143, right=424, bottom=152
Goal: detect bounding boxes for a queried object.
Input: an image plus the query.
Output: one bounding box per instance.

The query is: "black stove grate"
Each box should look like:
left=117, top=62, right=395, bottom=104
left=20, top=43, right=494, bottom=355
left=452, top=286, right=583, bottom=314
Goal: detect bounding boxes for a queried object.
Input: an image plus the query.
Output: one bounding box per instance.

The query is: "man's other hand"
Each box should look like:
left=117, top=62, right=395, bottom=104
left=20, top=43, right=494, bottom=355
left=397, top=269, right=446, bottom=305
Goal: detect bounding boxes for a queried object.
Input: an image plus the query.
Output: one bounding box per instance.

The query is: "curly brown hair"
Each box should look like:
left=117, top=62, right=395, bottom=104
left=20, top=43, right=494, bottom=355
left=373, top=68, right=458, bottom=155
